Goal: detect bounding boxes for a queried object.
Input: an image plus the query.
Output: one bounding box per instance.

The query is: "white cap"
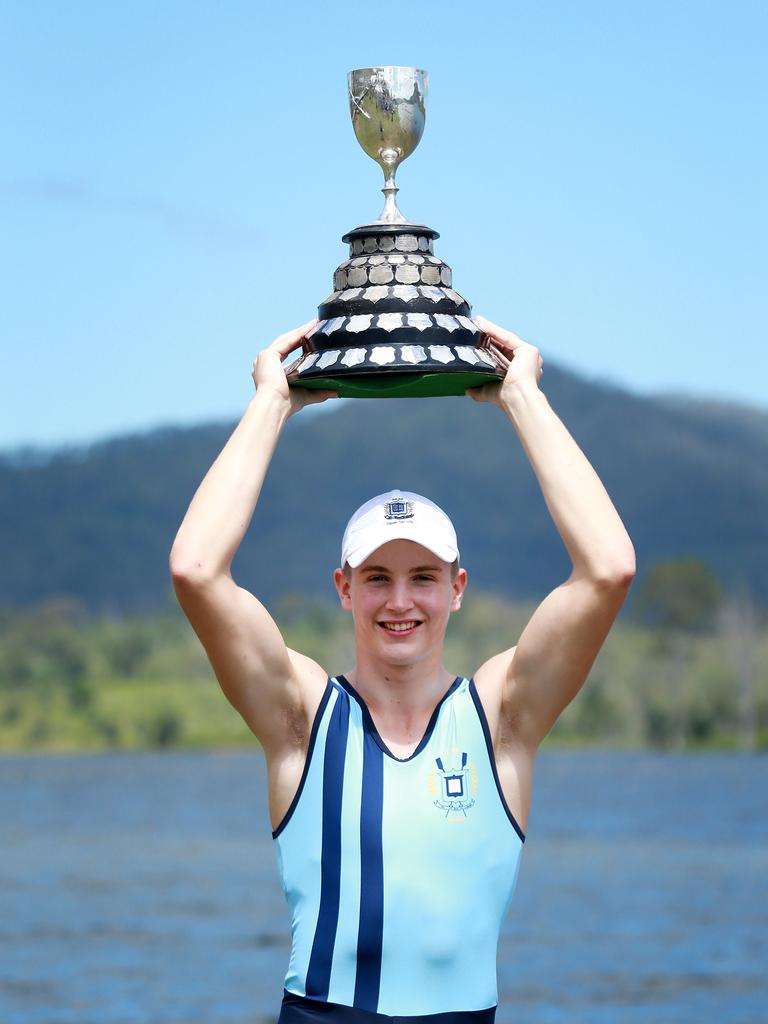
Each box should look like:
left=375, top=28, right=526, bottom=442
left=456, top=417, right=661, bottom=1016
left=341, top=490, right=459, bottom=569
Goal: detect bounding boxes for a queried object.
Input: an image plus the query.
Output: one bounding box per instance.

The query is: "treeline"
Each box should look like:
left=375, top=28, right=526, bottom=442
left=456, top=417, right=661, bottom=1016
left=0, top=559, right=765, bottom=752
left=3, top=373, right=768, bottom=613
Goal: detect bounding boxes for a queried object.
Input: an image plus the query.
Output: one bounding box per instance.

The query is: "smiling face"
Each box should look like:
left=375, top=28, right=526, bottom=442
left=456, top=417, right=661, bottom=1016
left=333, top=539, right=468, bottom=670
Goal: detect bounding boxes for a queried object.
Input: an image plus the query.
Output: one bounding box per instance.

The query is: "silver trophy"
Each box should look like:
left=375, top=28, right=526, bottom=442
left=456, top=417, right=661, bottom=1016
left=286, top=66, right=505, bottom=398
left=348, top=66, right=427, bottom=225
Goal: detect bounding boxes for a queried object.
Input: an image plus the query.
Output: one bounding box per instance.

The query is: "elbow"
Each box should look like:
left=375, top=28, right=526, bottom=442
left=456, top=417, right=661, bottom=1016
left=621, top=544, right=638, bottom=583
left=168, top=546, right=189, bottom=581
left=597, top=553, right=637, bottom=589
left=588, top=545, right=637, bottom=589
left=609, top=565, right=636, bottom=589
left=169, top=548, right=213, bottom=587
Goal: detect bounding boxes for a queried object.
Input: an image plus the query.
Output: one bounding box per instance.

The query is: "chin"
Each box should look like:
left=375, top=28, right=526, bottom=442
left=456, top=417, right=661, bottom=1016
left=379, top=641, right=431, bottom=668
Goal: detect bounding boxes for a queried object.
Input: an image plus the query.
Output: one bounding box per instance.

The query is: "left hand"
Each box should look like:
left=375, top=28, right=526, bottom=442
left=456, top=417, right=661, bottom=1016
left=465, top=315, right=543, bottom=407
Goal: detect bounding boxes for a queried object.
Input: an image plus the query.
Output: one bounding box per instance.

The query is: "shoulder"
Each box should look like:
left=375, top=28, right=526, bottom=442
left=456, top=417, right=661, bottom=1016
left=270, top=649, right=332, bottom=755
left=288, top=647, right=330, bottom=690
left=472, top=646, right=522, bottom=741
left=474, top=646, right=517, bottom=699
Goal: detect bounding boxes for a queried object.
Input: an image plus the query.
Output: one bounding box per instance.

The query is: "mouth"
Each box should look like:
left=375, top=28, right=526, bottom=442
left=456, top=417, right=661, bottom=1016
left=378, top=620, right=422, bottom=637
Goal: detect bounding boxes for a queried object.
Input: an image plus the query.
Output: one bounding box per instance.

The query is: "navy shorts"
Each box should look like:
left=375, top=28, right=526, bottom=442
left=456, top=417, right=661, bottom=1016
left=278, top=990, right=497, bottom=1024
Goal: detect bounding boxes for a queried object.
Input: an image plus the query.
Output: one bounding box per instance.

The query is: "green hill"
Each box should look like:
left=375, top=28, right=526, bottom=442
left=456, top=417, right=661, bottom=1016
left=2, top=365, right=767, bottom=613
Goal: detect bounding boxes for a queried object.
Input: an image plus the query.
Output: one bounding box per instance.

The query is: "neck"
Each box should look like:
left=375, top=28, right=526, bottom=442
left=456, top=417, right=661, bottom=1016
left=345, top=648, right=455, bottom=715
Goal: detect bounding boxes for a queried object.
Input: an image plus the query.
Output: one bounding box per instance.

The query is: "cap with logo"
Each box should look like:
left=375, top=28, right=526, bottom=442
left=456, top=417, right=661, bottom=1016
left=341, top=490, right=459, bottom=569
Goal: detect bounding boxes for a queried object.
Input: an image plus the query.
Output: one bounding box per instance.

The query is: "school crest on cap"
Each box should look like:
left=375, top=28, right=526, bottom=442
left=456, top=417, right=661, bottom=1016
left=384, top=497, right=414, bottom=521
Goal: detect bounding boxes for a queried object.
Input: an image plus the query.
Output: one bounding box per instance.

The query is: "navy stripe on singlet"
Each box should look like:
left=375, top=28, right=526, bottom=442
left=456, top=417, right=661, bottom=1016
left=305, top=687, right=351, bottom=998
left=354, top=728, right=384, bottom=1010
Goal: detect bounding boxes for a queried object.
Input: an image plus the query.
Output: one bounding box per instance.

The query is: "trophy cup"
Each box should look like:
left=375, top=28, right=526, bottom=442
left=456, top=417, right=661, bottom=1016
left=285, top=66, right=505, bottom=398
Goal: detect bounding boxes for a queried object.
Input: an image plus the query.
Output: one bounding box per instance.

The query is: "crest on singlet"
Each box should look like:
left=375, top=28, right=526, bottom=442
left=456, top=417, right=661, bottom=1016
left=428, top=748, right=478, bottom=818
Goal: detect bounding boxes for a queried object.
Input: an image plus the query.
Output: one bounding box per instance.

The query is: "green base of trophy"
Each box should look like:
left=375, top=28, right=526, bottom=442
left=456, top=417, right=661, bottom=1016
left=291, top=371, right=495, bottom=399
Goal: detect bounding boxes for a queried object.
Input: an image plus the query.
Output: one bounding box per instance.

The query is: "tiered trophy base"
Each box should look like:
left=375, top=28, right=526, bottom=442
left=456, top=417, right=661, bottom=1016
left=285, top=222, right=505, bottom=399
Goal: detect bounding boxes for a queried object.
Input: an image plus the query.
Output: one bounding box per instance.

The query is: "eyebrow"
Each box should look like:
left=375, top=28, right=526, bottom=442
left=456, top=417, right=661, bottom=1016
left=360, top=564, right=443, bottom=573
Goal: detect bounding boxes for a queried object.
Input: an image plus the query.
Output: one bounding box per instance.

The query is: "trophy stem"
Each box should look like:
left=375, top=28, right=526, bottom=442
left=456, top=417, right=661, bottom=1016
left=378, top=149, right=407, bottom=223
left=379, top=177, right=407, bottom=224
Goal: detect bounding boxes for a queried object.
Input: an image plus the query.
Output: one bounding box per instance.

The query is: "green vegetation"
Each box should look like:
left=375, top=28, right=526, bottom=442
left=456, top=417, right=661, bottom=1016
left=1, top=559, right=765, bottom=753
left=3, top=371, right=768, bottom=615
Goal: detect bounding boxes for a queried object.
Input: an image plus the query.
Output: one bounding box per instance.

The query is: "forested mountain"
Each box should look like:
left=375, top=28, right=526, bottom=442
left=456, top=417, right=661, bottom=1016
left=2, top=364, right=766, bottom=614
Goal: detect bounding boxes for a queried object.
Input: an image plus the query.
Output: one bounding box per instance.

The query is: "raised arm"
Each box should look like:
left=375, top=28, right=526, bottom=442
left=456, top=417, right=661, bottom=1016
left=169, top=321, right=337, bottom=757
left=471, top=315, right=636, bottom=751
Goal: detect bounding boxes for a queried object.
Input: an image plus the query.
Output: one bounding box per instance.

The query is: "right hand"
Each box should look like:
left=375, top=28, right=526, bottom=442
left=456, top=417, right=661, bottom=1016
left=252, top=320, right=338, bottom=416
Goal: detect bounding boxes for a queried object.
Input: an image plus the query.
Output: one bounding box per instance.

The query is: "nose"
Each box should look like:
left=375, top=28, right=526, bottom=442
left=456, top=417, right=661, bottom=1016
left=385, top=579, right=415, bottom=614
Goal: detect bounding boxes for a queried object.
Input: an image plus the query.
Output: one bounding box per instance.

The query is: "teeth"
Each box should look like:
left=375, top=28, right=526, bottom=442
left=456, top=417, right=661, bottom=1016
left=383, top=621, right=417, bottom=632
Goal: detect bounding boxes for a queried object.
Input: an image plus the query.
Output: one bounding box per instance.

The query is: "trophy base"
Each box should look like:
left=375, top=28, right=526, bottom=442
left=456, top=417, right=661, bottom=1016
left=291, top=371, right=498, bottom=399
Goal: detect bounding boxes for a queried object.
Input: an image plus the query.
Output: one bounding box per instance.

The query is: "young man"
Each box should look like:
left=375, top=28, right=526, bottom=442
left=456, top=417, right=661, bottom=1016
left=169, top=315, right=636, bottom=1024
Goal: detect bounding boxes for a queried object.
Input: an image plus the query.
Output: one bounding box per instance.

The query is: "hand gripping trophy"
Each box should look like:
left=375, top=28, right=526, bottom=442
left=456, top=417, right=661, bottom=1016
left=285, top=66, right=506, bottom=398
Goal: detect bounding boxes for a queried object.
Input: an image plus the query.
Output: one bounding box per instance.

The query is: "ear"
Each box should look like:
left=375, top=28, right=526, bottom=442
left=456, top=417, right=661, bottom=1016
left=333, top=567, right=353, bottom=611
left=450, top=568, right=468, bottom=612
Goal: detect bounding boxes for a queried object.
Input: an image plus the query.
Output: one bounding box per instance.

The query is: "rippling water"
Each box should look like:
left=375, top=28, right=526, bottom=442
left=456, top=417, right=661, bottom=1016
left=1, top=750, right=765, bottom=1024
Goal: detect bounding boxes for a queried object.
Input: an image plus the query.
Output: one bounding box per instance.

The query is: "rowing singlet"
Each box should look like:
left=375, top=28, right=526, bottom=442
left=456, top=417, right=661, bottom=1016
left=273, top=674, right=526, bottom=1022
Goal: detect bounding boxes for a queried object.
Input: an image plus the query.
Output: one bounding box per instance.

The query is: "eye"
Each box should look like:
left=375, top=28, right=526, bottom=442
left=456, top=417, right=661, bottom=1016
left=367, top=574, right=387, bottom=582
left=414, top=574, right=436, bottom=582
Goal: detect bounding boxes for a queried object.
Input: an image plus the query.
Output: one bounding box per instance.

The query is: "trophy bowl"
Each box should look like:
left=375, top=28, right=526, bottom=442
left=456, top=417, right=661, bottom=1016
left=348, top=67, right=427, bottom=225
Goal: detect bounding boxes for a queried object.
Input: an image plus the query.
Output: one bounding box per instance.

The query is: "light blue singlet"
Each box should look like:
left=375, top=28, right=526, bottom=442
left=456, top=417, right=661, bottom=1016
left=273, top=673, right=526, bottom=1021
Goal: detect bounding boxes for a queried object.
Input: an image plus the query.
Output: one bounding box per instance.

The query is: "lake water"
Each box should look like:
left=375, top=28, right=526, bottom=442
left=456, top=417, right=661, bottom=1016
left=1, top=750, right=766, bottom=1024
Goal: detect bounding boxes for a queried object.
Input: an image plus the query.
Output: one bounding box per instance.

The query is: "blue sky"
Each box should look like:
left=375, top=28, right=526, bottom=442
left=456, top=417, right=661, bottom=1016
left=1, top=1, right=766, bottom=451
